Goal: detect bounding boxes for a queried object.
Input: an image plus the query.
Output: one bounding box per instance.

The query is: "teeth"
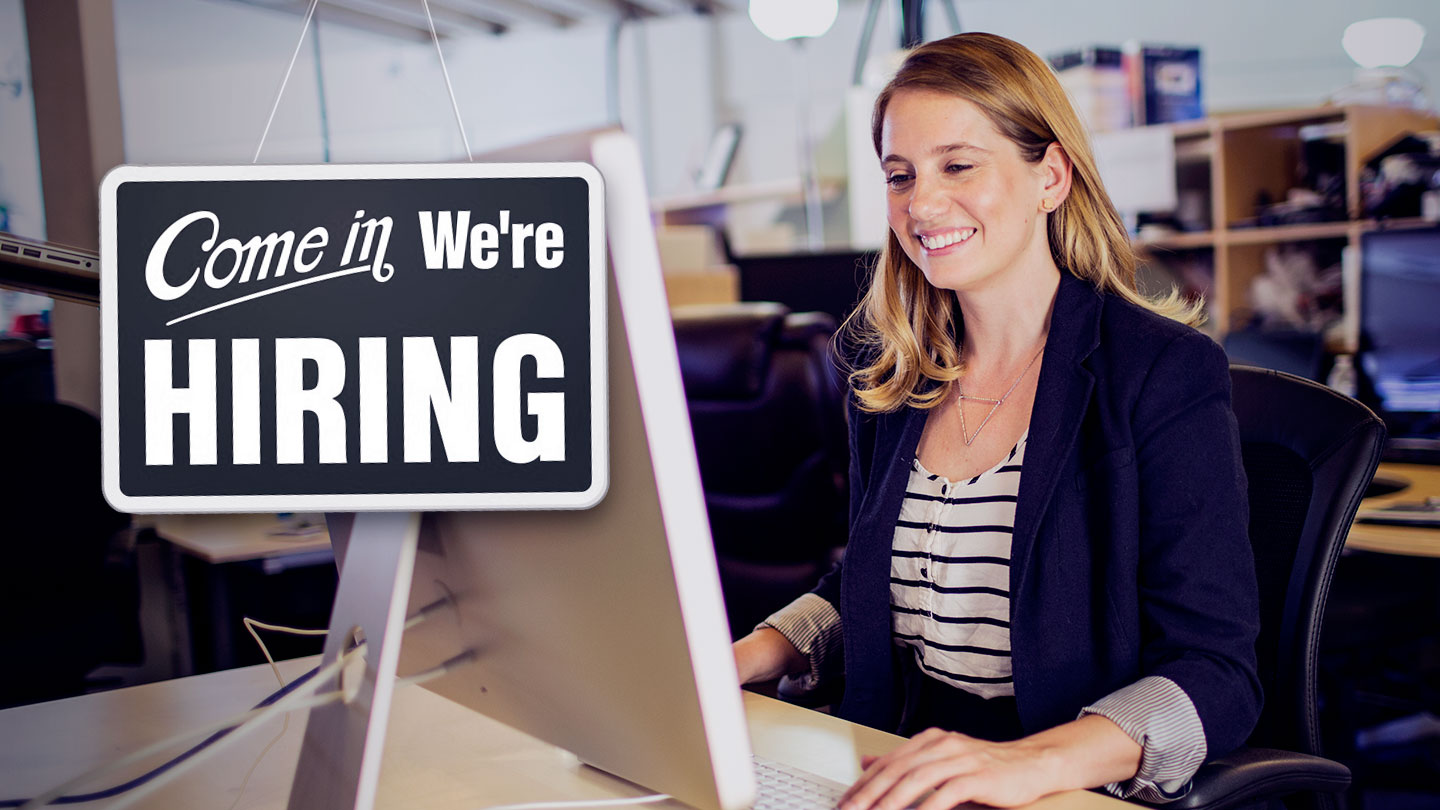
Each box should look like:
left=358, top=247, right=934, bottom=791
left=919, top=229, right=975, bottom=249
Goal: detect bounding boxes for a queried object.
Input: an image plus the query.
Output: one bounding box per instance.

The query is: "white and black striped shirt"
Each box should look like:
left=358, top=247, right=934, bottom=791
left=890, top=436, right=1024, bottom=698
left=762, top=433, right=1209, bottom=802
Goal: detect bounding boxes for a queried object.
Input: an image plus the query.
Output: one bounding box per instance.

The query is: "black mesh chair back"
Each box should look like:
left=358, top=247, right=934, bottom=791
left=1176, top=366, right=1384, bottom=810
left=1232, top=366, right=1385, bottom=756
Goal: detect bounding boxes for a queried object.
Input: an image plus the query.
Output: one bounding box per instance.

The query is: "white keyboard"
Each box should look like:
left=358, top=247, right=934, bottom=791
left=751, top=755, right=850, bottom=810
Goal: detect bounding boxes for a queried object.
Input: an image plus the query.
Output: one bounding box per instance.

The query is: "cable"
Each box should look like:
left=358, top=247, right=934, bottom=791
left=11, top=650, right=354, bottom=810
left=242, top=617, right=328, bottom=685
left=477, top=794, right=673, bottom=810
left=253, top=0, right=319, bottom=163
left=1, top=595, right=456, bottom=808
left=0, top=661, right=318, bottom=808
left=227, top=619, right=330, bottom=809
left=397, top=648, right=479, bottom=688
left=421, top=0, right=473, bottom=161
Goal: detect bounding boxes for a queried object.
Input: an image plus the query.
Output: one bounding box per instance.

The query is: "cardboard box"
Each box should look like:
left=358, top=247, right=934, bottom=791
left=1051, top=46, right=1132, bottom=133
left=664, top=266, right=739, bottom=308
left=655, top=225, right=725, bottom=274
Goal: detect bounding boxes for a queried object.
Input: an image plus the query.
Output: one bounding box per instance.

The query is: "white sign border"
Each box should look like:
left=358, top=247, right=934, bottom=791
left=100, top=161, right=608, bottom=514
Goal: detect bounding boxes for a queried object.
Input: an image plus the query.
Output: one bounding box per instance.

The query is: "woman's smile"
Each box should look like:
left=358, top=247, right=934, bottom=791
left=917, top=227, right=977, bottom=253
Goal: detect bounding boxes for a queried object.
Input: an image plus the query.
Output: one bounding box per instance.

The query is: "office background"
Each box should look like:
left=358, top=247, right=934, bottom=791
left=1, top=1, right=1439, bottom=808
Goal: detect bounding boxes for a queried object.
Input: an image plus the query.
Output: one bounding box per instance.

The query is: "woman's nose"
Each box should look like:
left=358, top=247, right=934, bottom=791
left=908, top=177, right=947, bottom=221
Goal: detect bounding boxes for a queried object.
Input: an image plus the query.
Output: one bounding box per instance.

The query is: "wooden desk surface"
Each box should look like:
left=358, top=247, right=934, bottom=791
left=149, top=513, right=332, bottom=564
left=1347, top=463, right=1440, bottom=558
left=0, top=659, right=1127, bottom=810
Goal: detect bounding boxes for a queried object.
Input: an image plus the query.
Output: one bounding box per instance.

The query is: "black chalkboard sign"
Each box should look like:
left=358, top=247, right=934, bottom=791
left=100, top=163, right=606, bottom=512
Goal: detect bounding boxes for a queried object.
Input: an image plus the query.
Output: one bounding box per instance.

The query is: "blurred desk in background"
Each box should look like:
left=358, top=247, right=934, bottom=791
left=1348, top=463, right=1440, bottom=558
left=147, top=514, right=336, bottom=675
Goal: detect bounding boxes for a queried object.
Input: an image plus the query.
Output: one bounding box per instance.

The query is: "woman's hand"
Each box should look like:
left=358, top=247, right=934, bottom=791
left=840, top=715, right=1141, bottom=810
left=839, top=729, right=1055, bottom=810
left=732, top=627, right=806, bottom=685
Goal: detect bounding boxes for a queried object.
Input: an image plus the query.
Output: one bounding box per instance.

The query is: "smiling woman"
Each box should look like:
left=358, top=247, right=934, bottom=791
left=732, top=32, right=1261, bottom=810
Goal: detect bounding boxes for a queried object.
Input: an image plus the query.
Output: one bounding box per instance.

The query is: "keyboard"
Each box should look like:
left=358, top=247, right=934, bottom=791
left=752, top=754, right=850, bottom=810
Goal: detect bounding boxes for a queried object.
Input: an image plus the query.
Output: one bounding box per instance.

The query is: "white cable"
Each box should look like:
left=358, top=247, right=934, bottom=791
left=477, top=794, right=673, bottom=810
left=95, top=648, right=365, bottom=810
left=420, top=0, right=473, bottom=161
left=253, top=0, right=320, bottom=163
left=18, top=650, right=354, bottom=810
left=243, top=617, right=328, bottom=685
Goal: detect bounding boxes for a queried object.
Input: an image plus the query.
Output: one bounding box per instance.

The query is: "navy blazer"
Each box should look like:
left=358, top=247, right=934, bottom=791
left=813, top=271, right=1263, bottom=759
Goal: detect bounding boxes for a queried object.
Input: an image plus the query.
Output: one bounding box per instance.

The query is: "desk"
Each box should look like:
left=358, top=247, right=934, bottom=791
left=148, top=515, right=336, bottom=674
left=1348, top=463, right=1440, bottom=558
left=0, top=659, right=1127, bottom=810
left=151, top=514, right=333, bottom=566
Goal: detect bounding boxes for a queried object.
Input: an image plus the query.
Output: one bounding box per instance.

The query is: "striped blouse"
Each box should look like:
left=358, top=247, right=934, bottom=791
left=761, top=433, right=1210, bottom=802
left=890, top=436, right=1024, bottom=698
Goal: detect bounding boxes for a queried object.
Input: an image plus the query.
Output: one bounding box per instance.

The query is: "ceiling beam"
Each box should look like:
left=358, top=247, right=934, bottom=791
left=436, top=0, right=580, bottom=28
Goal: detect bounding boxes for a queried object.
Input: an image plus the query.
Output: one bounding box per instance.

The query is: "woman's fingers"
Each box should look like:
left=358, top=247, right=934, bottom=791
left=842, top=730, right=941, bottom=803
left=914, top=776, right=977, bottom=810
left=841, top=731, right=974, bottom=810
left=843, top=730, right=1051, bottom=810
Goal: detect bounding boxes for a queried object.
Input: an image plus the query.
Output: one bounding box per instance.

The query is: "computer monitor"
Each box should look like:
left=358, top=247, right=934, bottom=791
left=1359, top=227, right=1440, bottom=462
left=298, top=129, right=756, bottom=810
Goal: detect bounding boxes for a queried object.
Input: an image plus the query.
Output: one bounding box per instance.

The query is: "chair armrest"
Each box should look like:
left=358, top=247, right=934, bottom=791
left=1164, top=747, right=1350, bottom=810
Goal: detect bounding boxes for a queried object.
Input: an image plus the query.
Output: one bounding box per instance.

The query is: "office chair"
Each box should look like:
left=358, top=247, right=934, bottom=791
left=0, top=401, right=137, bottom=708
left=671, top=302, right=849, bottom=639
left=1169, top=366, right=1386, bottom=810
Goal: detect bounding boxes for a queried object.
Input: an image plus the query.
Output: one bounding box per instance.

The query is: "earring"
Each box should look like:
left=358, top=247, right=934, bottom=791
left=1041, top=199, right=1055, bottom=212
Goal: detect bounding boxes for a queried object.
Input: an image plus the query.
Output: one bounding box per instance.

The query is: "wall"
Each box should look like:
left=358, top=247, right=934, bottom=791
left=66, top=0, right=1440, bottom=228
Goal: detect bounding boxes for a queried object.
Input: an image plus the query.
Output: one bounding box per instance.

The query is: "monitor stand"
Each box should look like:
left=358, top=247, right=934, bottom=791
left=288, top=511, right=421, bottom=810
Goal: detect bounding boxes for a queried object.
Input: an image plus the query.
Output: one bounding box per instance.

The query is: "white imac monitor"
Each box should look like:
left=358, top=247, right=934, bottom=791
left=306, top=130, right=757, bottom=810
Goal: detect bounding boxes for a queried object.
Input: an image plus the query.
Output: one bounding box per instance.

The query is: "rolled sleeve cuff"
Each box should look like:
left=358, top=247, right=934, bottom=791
left=1080, top=675, right=1208, bottom=803
left=757, top=593, right=842, bottom=694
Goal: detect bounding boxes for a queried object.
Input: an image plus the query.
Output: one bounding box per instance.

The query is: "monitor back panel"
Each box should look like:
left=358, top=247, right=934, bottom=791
left=392, top=130, right=754, bottom=810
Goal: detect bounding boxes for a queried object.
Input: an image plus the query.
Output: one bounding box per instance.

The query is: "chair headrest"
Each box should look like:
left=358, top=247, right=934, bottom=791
left=672, top=302, right=790, bottom=400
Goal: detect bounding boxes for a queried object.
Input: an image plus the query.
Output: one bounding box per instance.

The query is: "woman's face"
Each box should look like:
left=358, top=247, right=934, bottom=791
left=880, top=89, right=1063, bottom=296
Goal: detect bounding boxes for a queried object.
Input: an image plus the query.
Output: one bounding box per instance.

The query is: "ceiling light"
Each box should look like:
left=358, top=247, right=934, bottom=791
left=1342, top=18, right=1425, bottom=69
left=748, top=0, right=838, bottom=41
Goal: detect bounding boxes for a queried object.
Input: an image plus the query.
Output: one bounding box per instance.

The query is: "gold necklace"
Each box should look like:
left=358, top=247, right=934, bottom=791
left=954, top=342, right=1046, bottom=447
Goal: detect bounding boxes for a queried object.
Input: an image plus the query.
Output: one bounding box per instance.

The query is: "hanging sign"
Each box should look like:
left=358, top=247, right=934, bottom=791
left=100, top=163, right=606, bottom=513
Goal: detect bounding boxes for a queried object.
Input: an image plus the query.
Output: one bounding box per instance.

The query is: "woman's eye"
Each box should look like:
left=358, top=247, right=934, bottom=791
left=946, top=163, right=973, bottom=174
left=886, top=173, right=913, bottom=189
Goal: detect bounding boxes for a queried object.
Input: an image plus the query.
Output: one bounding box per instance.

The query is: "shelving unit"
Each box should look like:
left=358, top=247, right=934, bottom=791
left=1132, top=105, right=1438, bottom=346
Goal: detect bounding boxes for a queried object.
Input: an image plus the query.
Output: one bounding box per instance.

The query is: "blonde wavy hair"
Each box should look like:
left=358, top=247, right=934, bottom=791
left=846, top=32, right=1202, bottom=414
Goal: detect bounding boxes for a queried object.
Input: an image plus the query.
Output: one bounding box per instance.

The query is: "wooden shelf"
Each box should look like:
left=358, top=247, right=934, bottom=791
left=1135, top=218, right=1439, bottom=251
left=1367, top=216, right=1440, bottom=234
left=652, top=178, right=842, bottom=215
left=1136, top=105, right=1440, bottom=335
left=1135, top=231, right=1215, bottom=250
left=1225, top=221, right=1354, bottom=245
left=1208, top=106, right=1347, bottom=131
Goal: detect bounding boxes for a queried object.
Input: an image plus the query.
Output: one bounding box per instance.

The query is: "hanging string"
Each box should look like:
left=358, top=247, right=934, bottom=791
left=421, top=0, right=474, bottom=162
left=253, top=0, right=472, bottom=164
left=253, top=0, right=319, bottom=163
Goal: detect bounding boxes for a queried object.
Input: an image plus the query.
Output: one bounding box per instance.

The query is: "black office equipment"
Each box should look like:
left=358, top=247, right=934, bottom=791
left=0, top=402, right=136, bottom=708
left=671, top=302, right=849, bottom=639
left=732, top=250, right=874, bottom=326
left=1359, top=226, right=1440, bottom=464
left=0, top=232, right=100, bottom=306
left=1174, top=366, right=1384, bottom=810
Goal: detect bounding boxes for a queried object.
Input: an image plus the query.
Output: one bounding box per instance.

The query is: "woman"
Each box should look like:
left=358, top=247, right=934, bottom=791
left=731, top=32, right=1261, bottom=809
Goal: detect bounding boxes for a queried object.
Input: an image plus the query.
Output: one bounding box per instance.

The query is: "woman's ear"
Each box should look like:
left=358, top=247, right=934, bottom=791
left=1039, top=142, right=1073, bottom=208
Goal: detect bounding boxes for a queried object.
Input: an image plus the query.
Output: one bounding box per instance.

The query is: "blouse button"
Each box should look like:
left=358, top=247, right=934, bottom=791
left=920, top=567, right=928, bottom=578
